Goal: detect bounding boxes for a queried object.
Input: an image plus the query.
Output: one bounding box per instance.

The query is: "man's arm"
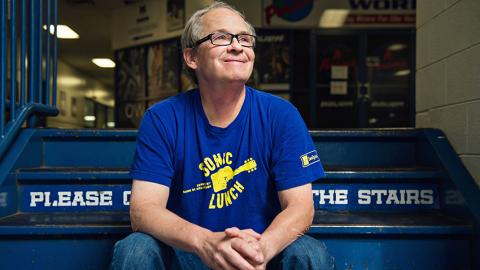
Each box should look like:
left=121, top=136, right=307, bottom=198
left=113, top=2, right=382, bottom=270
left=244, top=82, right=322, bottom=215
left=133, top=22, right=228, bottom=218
left=227, top=183, right=314, bottom=265
left=261, top=183, right=314, bottom=260
left=130, top=179, right=263, bottom=270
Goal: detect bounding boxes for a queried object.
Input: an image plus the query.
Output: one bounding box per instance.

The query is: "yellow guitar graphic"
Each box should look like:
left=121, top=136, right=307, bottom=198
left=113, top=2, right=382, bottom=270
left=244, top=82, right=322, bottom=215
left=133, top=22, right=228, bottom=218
left=210, top=158, right=257, bottom=192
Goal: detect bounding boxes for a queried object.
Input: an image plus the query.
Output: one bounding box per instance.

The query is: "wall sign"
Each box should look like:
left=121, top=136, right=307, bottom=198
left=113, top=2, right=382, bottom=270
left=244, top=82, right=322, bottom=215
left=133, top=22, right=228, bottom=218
left=263, top=0, right=416, bottom=28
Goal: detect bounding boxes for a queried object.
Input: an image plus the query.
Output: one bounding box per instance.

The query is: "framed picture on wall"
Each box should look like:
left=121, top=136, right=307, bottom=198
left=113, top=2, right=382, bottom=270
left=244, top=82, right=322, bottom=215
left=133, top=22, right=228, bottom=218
left=167, top=0, right=185, bottom=31
left=251, top=29, right=291, bottom=91
left=59, top=90, right=66, bottom=116
left=71, top=97, right=78, bottom=118
left=147, top=38, right=180, bottom=97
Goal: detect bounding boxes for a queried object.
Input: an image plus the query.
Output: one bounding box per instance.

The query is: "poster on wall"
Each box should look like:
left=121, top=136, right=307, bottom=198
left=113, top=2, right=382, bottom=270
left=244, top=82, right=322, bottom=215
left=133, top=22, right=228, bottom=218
left=116, top=100, right=146, bottom=129
left=250, top=30, right=291, bottom=91
left=147, top=39, right=180, bottom=98
left=115, top=47, right=147, bottom=128
left=116, top=47, right=147, bottom=101
left=71, top=97, right=78, bottom=118
left=59, top=90, right=66, bottom=116
left=262, top=0, right=416, bottom=28
left=167, top=0, right=185, bottom=31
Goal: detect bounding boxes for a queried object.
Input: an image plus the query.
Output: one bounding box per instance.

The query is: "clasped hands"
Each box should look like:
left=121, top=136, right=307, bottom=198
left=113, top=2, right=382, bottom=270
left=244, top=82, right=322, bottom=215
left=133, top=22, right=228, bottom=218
left=200, top=227, right=269, bottom=270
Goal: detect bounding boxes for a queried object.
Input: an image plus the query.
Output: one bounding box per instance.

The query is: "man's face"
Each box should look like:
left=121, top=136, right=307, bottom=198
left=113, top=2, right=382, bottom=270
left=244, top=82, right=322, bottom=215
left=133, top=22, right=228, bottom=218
left=190, top=8, right=255, bottom=85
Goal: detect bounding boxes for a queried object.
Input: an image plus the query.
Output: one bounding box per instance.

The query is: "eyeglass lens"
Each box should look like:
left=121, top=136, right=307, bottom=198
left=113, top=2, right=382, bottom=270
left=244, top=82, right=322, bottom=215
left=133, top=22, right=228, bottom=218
left=211, top=32, right=255, bottom=47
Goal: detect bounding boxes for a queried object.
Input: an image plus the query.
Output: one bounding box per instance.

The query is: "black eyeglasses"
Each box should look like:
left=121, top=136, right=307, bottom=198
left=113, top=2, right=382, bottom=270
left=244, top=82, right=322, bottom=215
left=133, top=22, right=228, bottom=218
left=192, top=32, right=256, bottom=48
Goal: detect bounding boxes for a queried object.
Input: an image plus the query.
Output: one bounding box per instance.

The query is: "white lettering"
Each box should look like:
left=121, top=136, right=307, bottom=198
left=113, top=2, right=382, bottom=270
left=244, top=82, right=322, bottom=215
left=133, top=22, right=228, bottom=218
left=319, top=190, right=335, bottom=205
left=371, top=190, right=388, bottom=204
left=30, top=192, right=44, bottom=207
left=72, top=191, right=86, bottom=206
left=100, top=191, right=113, bottom=206
left=123, top=191, right=131, bottom=206
left=336, top=190, right=349, bottom=204
left=420, top=190, right=433, bottom=204
left=86, top=191, right=99, bottom=206
left=58, top=191, right=71, bottom=206
left=406, top=189, right=420, bottom=204
left=358, top=190, right=371, bottom=204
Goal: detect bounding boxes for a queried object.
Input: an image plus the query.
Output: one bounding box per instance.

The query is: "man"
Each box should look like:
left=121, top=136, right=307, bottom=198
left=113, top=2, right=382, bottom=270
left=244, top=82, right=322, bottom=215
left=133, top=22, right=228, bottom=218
left=111, top=2, right=335, bottom=270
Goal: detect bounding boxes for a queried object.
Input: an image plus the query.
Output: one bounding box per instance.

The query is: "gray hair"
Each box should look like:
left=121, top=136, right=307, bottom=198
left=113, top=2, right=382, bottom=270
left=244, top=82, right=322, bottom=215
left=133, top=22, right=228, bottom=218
left=181, top=1, right=256, bottom=84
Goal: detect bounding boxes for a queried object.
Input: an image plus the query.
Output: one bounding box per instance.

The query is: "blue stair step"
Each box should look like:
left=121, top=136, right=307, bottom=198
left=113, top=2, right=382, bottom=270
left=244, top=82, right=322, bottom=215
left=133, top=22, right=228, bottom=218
left=15, top=167, right=131, bottom=181
left=0, top=211, right=470, bottom=237
left=15, top=166, right=442, bottom=182
left=0, top=212, right=130, bottom=235
left=310, top=211, right=472, bottom=235
left=324, top=166, right=444, bottom=180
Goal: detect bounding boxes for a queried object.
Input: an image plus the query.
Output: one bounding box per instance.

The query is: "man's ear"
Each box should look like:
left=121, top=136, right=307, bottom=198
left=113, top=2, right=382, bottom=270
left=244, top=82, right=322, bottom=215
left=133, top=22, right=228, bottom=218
left=183, top=48, right=198, bottom=70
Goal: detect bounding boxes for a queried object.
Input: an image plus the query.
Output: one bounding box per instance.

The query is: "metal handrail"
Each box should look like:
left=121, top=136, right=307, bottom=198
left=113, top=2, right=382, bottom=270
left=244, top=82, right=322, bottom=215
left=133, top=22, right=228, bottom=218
left=0, top=0, right=58, bottom=159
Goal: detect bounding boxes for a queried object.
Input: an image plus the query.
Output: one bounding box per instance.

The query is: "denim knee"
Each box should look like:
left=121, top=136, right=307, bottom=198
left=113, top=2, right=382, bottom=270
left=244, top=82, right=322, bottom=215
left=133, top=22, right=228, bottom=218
left=272, top=235, right=335, bottom=270
left=111, top=232, right=165, bottom=270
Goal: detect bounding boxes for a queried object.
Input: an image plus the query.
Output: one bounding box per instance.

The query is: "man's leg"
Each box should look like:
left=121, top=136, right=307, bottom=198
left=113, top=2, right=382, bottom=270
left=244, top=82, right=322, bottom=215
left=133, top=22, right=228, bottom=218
left=268, top=235, right=335, bottom=270
left=110, top=232, right=208, bottom=270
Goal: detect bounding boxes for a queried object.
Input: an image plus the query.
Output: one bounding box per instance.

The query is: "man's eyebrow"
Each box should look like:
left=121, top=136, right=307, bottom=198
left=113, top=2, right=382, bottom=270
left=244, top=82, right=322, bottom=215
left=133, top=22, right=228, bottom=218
left=213, top=29, right=251, bottom=34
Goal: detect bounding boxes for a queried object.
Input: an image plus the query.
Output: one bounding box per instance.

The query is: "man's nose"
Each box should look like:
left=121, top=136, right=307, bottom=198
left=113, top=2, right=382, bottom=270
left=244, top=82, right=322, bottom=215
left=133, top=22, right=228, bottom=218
left=228, top=37, right=243, bottom=51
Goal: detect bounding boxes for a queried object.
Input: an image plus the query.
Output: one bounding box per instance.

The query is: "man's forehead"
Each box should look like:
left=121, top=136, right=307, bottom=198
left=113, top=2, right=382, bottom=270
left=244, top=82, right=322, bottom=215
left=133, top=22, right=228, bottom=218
left=201, top=8, right=250, bottom=33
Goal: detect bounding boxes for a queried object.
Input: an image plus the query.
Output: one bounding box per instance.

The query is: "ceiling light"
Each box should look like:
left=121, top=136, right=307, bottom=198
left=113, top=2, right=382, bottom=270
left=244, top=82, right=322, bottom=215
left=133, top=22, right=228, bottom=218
left=388, top=43, right=407, bottom=51
left=319, top=9, right=349, bottom=28
left=92, top=58, right=116, bottom=68
left=84, top=115, right=96, bottom=121
left=57, top=76, right=85, bottom=86
left=43, top=25, right=79, bottom=39
left=395, top=70, right=410, bottom=76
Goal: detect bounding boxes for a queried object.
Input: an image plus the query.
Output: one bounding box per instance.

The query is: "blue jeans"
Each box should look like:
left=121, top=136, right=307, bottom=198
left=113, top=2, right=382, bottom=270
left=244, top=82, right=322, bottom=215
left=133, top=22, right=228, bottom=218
left=110, top=232, right=335, bottom=270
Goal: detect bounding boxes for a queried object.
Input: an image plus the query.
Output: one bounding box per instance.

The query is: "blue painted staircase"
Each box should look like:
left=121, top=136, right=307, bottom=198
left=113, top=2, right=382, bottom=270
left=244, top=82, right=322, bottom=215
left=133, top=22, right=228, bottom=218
left=0, top=128, right=479, bottom=269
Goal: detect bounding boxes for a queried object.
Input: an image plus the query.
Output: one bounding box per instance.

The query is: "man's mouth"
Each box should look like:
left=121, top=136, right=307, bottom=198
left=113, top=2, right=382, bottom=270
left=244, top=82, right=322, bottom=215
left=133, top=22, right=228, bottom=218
left=224, top=59, right=246, bottom=63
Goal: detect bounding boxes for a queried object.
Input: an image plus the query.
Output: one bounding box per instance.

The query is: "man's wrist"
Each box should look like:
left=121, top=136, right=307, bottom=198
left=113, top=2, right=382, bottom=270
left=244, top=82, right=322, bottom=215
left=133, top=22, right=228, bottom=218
left=259, top=236, right=276, bottom=262
left=192, top=228, right=212, bottom=255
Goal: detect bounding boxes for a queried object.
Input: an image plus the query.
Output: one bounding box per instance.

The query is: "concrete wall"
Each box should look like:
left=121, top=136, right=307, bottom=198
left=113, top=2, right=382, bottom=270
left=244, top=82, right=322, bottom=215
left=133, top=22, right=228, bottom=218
left=416, top=0, right=480, bottom=186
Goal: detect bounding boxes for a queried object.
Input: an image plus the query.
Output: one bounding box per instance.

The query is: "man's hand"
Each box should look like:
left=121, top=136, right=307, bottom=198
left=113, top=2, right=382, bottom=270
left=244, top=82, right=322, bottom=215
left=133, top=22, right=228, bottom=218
left=225, top=227, right=268, bottom=270
left=197, top=231, right=262, bottom=270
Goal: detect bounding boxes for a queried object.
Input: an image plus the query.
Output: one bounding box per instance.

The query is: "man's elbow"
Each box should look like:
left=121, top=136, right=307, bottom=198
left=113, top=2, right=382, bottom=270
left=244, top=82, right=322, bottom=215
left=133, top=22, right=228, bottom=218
left=129, top=202, right=143, bottom=232
left=302, top=201, right=314, bottom=232
left=306, top=202, right=314, bottom=226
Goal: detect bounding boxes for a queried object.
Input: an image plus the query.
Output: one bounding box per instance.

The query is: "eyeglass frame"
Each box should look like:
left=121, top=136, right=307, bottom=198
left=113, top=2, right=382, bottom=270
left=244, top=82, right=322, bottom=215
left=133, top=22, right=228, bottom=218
left=191, top=32, right=256, bottom=48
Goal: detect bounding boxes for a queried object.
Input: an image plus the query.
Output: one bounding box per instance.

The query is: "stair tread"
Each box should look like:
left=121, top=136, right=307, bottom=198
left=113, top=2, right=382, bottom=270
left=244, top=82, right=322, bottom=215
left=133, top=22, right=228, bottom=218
left=0, top=211, right=471, bottom=236
left=310, top=211, right=472, bottom=234
left=15, top=167, right=131, bottom=181
left=323, top=166, right=443, bottom=179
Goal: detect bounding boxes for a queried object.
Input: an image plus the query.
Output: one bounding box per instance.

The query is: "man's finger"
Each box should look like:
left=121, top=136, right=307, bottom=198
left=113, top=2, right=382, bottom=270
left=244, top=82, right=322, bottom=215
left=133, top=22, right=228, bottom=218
left=220, top=243, right=256, bottom=270
left=225, top=228, right=261, bottom=240
left=230, top=238, right=264, bottom=265
left=243, top=229, right=261, bottom=239
left=212, top=252, right=238, bottom=270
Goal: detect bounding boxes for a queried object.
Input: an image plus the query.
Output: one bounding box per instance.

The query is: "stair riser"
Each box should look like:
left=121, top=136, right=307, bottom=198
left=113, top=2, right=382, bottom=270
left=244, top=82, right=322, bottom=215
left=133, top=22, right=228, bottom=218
left=18, top=183, right=440, bottom=213
left=313, top=183, right=439, bottom=211
left=20, top=185, right=131, bottom=212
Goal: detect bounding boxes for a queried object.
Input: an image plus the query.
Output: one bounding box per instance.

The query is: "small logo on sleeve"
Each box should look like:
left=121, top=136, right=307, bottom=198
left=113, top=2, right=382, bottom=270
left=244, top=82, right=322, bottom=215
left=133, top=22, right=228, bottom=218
left=300, top=150, right=320, bottom=167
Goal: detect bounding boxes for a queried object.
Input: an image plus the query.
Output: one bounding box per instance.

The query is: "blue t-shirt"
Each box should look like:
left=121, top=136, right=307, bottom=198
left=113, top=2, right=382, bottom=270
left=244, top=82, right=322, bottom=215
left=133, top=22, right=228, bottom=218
left=130, top=87, right=324, bottom=233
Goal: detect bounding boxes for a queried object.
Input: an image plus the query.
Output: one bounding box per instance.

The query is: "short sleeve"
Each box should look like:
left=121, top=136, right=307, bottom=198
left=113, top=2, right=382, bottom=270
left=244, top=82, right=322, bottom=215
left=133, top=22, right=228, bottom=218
left=270, top=103, right=325, bottom=190
left=130, top=110, right=175, bottom=186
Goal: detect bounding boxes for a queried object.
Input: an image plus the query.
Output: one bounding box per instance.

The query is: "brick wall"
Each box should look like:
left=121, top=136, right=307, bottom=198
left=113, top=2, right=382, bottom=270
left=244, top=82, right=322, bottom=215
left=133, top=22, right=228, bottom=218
left=416, top=0, right=480, bottom=185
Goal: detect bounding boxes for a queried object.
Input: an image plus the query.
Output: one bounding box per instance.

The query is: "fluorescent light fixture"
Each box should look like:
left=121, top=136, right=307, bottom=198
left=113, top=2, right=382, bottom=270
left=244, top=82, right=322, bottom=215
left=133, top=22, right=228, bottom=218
left=43, top=25, right=79, bottom=39
left=92, top=58, right=116, bottom=68
left=107, top=122, right=116, bottom=128
left=319, top=9, right=349, bottom=28
left=57, top=76, right=85, bottom=87
left=388, top=43, right=407, bottom=51
left=395, top=70, right=410, bottom=76
left=84, top=115, right=96, bottom=121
